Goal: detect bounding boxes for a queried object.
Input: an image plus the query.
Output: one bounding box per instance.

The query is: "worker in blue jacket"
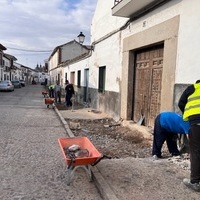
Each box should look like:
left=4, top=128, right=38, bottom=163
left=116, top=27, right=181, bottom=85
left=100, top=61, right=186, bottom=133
left=152, top=112, right=190, bottom=159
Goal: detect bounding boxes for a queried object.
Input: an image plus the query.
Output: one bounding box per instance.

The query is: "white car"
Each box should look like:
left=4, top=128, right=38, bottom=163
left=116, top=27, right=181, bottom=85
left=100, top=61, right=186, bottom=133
left=20, top=79, right=25, bottom=87
left=0, top=80, right=14, bottom=92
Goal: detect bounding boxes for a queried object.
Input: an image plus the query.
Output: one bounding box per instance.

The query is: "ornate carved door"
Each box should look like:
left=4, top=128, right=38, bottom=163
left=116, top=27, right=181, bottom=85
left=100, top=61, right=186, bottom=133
left=133, top=45, right=163, bottom=127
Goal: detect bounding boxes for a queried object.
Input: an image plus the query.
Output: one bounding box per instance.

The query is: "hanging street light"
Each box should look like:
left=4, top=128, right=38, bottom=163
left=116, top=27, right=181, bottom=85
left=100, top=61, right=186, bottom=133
left=77, top=32, right=85, bottom=44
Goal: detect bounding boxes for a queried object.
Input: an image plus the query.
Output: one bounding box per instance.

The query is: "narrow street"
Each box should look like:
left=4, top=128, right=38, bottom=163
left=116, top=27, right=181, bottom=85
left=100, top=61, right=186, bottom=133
left=0, top=85, right=102, bottom=200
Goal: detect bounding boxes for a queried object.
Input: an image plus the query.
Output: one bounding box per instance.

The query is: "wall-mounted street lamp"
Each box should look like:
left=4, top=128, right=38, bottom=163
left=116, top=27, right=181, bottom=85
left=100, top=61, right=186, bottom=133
left=77, top=32, right=85, bottom=44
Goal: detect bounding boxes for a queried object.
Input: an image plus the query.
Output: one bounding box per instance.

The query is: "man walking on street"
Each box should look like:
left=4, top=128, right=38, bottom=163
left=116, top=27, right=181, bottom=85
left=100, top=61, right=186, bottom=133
left=65, top=80, right=74, bottom=107
left=178, top=80, right=200, bottom=192
left=54, top=81, right=61, bottom=104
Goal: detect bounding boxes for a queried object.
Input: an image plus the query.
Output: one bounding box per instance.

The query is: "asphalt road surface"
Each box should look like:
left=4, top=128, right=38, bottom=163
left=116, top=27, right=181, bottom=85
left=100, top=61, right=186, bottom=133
left=0, top=85, right=102, bottom=200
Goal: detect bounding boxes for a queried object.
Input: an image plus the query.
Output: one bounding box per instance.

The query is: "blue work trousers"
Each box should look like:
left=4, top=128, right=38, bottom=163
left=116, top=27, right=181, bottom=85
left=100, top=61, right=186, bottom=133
left=152, top=115, right=179, bottom=157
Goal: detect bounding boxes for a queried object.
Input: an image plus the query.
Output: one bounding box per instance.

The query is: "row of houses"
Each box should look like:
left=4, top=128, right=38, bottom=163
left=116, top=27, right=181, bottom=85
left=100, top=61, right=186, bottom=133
left=49, top=0, right=200, bottom=127
left=0, top=44, right=49, bottom=84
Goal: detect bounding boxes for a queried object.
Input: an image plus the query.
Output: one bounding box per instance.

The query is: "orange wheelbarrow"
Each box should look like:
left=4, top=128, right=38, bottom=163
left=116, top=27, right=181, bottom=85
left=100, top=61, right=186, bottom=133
left=58, top=137, right=111, bottom=185
left=42, top=91, right=48, bottom=97
left=44, top=98, right=55, bottom=108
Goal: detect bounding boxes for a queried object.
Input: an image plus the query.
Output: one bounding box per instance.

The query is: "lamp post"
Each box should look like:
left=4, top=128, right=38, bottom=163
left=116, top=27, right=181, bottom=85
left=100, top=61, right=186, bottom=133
left=77, top=32, right=85, bottom=44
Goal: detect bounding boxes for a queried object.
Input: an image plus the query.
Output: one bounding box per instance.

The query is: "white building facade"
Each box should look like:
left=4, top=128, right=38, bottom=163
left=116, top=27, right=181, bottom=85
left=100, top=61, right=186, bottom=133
left=111, top=0, right=200, bottom=126
left=50, top=0, right=200, bottom=127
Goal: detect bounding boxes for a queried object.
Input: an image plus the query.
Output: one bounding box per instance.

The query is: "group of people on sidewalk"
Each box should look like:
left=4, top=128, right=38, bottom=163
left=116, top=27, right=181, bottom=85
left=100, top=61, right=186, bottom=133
left=48, top=80, right=74, bottom=107
left=152, top=80, right=200, bottom=192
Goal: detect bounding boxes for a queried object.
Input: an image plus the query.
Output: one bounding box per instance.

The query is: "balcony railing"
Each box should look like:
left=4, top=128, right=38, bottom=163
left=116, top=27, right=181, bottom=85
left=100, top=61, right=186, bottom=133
left=112, top=0, right=171, bottom=18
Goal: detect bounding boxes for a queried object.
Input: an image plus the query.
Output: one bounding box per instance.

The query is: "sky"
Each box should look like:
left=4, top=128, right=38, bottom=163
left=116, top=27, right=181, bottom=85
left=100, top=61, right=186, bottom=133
left=0, top=0, right=97, bottom=69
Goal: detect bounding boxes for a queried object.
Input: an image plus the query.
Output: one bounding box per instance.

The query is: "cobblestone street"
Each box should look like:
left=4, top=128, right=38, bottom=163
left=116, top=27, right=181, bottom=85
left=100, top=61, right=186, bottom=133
left=0, top=85, right=102, bottom=200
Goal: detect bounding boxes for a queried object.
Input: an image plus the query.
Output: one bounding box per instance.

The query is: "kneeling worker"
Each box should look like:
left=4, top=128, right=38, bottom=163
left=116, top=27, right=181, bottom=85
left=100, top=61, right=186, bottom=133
left=152, top=111, right=190, bottom=159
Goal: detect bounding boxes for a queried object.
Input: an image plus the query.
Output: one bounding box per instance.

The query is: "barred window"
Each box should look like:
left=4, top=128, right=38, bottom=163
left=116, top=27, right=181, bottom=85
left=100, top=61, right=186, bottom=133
left=77, top=70, right=81, bottom=87
left=98, top=66, right=106, bottom=93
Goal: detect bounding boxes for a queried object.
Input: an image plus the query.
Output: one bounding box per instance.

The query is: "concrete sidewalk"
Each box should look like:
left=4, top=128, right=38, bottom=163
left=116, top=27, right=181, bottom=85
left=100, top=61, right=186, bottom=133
left=54, top=107, right=119, bottom=200
left=54, top=107, right=199, bottom=200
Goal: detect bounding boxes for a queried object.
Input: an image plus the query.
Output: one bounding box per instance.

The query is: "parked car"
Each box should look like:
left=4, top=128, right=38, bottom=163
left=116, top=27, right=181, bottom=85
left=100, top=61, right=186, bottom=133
left=0, top=80, right=14, bottom=91
left=20, top=80, right=25, bottom=87
left=40, top=82, right=46, bottom=85
left=11, top=80, right=22, bottom=88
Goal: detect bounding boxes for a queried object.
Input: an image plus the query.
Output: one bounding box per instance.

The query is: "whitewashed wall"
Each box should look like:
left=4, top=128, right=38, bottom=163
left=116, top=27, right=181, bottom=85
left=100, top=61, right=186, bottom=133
left=124, top=1, right=181, bottom=35
left=91, top=0, right=127, bottom=42
left=49, top=51, right=59, bottom=71
left=61, top=41, right=89, bottom=62
left=176, top=0, right=200, bottom=84
left=119, top=0, right=200, bottom=84
left=90, top=0, right=182, bottom=93
left=89, top=33, right=122, bottom=92
left=49, top=50, right=59, bottom=83
left=3, top=56, right=10, bottom=67
left=63, top=58, right=90, bottom=86
left=14, top=62, right=22, bottom=80
left=92, top=0, right=200, bottom=86
left=90, top=0, right=128, bottom=92
left=3, top=56, right=10, bottom=80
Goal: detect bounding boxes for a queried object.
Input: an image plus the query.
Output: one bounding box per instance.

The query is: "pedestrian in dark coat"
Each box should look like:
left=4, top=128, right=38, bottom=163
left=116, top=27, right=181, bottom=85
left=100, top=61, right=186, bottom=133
left=65, top=80, right=74, bottom=107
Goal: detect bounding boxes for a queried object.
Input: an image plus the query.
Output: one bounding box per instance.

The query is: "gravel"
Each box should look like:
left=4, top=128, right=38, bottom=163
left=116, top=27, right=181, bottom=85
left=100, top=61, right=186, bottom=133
left=66, top=118, right=152, bottom=158
left=64, top=117, right=200, bottom=199
left=65, top=118, right=191, bottom=170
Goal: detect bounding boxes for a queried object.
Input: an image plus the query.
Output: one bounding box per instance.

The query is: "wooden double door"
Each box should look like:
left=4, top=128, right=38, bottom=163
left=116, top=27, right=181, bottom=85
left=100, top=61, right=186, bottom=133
left=133, top=45, right=164, bottom=127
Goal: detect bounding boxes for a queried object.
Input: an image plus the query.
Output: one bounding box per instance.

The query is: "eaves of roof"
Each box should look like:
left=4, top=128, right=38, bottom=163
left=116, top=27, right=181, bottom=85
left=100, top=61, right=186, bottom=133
left=49, top=51, right=92, bottom=72
left=59, top=51, right=92, bottom=67
left=4, top=53, right=17, bottom=61
left=48, top=40, right=91, bottom=61
left=0, top=44, right=7, bottom=50
left=21, top=65, right=36, bottom=71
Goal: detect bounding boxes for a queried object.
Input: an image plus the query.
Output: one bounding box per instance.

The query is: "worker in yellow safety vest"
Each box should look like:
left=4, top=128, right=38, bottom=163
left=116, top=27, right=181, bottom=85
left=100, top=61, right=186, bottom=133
left=178, top=80, right=200, bottom=192
left=48, top=84, right=55, bottom=98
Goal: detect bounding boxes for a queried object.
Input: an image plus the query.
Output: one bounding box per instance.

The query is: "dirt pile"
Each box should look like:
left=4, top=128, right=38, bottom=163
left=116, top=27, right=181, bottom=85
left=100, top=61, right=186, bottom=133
left=65, top=118, right=153, bottom=158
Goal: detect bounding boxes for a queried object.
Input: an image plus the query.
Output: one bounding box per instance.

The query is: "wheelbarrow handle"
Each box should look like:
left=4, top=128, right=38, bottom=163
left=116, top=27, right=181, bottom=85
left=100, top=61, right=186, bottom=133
left=91, top=155, right=111, bottom=166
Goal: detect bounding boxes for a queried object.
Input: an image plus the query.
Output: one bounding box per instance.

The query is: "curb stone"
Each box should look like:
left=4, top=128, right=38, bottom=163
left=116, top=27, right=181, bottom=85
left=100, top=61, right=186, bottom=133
left=54, top=107, right=119, bottom=200
left=92, top=166, right=119, bottom=200
left=54, top=107, right=74, bottom=137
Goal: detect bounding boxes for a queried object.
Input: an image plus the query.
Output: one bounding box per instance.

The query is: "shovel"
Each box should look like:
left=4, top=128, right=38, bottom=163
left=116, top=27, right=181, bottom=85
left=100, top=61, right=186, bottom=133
left=137, top=108, right=145, bottom=125
left=137, top=113, right=145, bottom=125
left=137, top=94, right=146, bottom=125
